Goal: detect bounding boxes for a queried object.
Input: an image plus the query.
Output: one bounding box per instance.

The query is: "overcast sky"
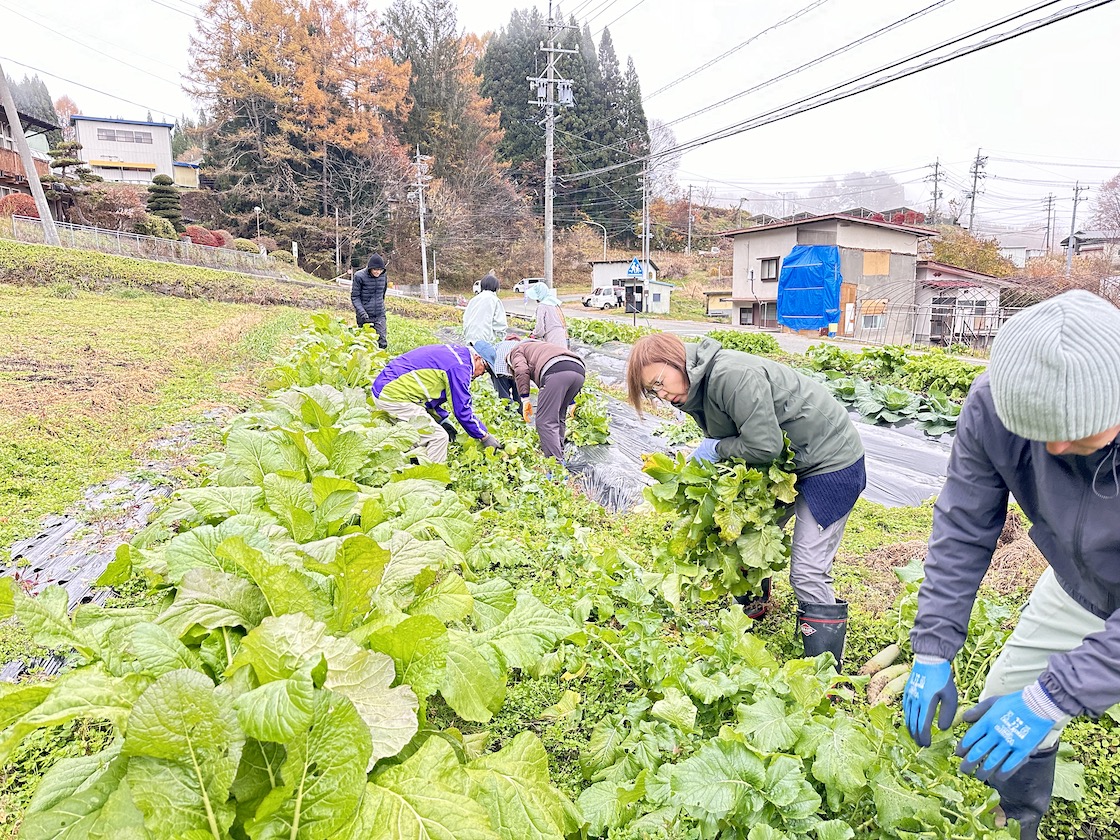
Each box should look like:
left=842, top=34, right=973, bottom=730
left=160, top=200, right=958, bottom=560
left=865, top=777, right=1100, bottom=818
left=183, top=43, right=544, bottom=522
left=3, top=0, right=1118, bottom=242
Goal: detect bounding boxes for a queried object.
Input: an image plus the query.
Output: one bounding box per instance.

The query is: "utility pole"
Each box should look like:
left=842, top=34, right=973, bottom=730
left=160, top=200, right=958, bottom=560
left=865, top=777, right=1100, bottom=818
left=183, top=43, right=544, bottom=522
left=334, top=207, right=341, bottom=274
left=413, top=145, right=432, bottom=299
left=0, top=62, right=59, bottom=246
left=686, top=184, right=694, bottom=254
left=926, top=158, right=942, bottom=223
left=528, top=1, right=576, bottom=289
left=1043, top=193, right=1055, bottom=252
left=1066, top=182, right=1088, bottom=276
left=966, top=148, right=987, bottom=231
left=642, top=165, right=651, bottom=322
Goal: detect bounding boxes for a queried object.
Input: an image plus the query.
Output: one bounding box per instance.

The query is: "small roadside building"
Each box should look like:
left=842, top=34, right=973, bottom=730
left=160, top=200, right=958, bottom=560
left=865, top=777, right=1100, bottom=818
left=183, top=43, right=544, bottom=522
left=645, top=279, right=674, bottom=314
left=589, top=258, right=659, bottom=290
left=914, top=260, right=1012, bottom=349
left=590, top=258, right=669, bottom=313
left=172, top=161, right=200, bottom=189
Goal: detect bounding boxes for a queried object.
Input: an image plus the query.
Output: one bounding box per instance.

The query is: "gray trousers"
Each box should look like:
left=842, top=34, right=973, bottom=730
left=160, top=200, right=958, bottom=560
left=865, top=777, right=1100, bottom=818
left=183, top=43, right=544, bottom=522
left=535, top=368, right=584, bottom=461
left=980, top=568, right=1101, bottom=748
left=358, top=312, right=388, bottom=349
left=785, top=496, right=850, bottom=605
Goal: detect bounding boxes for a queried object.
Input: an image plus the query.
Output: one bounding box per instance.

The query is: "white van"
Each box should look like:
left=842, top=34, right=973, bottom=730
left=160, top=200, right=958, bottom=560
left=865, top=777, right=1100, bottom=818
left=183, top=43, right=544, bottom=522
left=513, top=277, right=545, bottom=294
left=583, top=287, right=623, bottom=309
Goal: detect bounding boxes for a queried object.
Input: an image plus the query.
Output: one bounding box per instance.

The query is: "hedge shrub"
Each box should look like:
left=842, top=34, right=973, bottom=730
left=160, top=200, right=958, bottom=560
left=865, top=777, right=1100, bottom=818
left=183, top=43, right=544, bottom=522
left=132, top=213, right=178, bottom=241
left=0, top=194, right=39, bottom=218
left=183, top=224, right=219, bottom=247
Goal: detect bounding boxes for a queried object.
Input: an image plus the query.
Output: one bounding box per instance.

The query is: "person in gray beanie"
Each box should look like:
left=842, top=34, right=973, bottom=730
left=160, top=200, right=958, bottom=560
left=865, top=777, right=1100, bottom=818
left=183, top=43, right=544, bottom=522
left=903, top=290, right=1120, bottom=839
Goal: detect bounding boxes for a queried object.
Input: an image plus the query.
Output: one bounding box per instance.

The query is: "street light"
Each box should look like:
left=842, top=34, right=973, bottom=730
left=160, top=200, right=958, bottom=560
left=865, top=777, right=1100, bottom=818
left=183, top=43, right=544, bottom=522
left=253, top=206, right=262, bottom=243
left=582, top=219, right=608, bottom=261
left=737, top=197, right=748, bottom=227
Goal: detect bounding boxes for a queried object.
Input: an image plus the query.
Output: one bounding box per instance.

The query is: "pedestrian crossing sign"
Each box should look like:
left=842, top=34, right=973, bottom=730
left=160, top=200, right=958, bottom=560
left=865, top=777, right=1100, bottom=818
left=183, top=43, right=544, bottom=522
left=626, top=257, right=643, bottom=277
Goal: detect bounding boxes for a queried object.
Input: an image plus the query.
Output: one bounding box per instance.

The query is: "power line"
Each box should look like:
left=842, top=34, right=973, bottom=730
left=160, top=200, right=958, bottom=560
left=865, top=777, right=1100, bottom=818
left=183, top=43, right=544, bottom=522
left=665, top=0, right=1038, bottom=132
left=988, top=155, right=1120, bottom=170
left=0, top=2, right=184, bottom=88
left=567, top=0, right=1113, bottom=181
left=0, top=56, right=172, bottom=117
left=562, top=0, right=960, bottom=170
left=645, top=0, right=834, bottom=100
left=593, top=0, right=652, bottom=37
left=1, top=4, right=186, bottom=73
left=147, top=0, right=196, bottom=18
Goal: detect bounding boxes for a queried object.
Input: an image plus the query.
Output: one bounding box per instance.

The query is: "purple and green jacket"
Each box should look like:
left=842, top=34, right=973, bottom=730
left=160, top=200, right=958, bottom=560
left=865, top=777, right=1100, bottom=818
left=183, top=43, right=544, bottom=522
left=371, top=344, right=489, bottom=440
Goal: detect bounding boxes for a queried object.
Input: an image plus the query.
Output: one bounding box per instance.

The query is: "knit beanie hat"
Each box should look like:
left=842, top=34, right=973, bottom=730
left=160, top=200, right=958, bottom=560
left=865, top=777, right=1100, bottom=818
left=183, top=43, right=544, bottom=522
left=989, top=290, right=1120, bottom=441
left=367, top=253, right=386, bottom=271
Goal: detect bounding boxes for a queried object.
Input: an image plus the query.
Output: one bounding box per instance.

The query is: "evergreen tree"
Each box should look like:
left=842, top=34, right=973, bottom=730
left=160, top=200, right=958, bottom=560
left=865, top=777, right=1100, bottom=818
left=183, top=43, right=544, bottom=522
left=382, top=0, right=501, bottom=178
left=147, top=174, right=184, bottom=232
left=479, top=7, right=546, bottom=188
left=7, top=74, right=62, bottom=145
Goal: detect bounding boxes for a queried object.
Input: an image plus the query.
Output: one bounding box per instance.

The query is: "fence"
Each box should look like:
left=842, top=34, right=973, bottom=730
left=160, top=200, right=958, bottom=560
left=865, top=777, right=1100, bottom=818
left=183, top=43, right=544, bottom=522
left=8, top=215, right=288, bottom=279
left=839, top=299, right=1024, bottom=354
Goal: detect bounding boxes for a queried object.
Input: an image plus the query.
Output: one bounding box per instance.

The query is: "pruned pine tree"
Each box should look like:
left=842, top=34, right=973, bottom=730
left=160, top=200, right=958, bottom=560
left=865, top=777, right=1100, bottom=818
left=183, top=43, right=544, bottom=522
left=147, top=175, right=184, bottom=232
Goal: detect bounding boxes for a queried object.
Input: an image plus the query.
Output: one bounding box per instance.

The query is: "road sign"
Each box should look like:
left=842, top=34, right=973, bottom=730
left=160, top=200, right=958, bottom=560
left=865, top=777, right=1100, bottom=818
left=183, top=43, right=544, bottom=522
left=625, top=257, right=643, bottom=277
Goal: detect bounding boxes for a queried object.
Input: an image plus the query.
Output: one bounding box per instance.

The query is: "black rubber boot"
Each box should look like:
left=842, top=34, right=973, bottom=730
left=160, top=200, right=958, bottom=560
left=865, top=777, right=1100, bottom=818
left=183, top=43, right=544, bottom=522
left=989, top=746, right=1057, bottom=840
left=734, top=577, right=772, bottom=620
left=796, top=600, right=848, bottom=669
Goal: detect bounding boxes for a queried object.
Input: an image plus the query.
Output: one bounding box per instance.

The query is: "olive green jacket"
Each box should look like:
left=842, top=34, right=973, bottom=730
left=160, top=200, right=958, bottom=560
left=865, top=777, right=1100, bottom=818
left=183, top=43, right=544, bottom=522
left=681, top=338, right=862, bottom=476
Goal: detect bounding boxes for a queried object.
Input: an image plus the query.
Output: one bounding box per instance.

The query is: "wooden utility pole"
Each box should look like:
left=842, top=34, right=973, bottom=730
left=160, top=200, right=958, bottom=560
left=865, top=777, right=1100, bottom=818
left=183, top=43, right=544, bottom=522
left=1043, top=193, right=1055, bottom=252
left=0, top=62, right=59, bottom=246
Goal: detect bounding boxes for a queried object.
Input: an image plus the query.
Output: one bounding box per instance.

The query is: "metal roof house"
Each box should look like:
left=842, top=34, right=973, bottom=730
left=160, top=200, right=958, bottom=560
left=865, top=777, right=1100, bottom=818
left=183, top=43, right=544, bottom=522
left=0, top=110, right=56, bottom=200
left=719, top=213, right=937, bottom=339
left=71, top=116, right=175, bottom=184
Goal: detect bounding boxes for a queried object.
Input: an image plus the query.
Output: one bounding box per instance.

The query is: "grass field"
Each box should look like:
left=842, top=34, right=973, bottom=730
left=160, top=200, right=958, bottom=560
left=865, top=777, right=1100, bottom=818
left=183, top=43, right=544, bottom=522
left=0, top=285, right=320, bottom=551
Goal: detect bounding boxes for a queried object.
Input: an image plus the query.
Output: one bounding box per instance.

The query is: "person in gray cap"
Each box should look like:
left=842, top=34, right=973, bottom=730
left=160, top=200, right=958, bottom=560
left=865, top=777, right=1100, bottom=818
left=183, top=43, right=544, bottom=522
left=903, top=290, right=1120, bottom=839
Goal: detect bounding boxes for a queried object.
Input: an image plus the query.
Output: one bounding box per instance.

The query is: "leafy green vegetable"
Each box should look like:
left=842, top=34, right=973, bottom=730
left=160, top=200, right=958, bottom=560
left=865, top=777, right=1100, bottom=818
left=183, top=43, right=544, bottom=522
left=641, top=449, right=796, bottom=602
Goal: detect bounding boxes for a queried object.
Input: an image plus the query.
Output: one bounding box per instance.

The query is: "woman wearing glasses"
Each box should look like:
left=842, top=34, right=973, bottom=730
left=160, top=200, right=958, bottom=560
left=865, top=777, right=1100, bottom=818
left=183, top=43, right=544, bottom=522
left=626, top=332, right=865, bottom=668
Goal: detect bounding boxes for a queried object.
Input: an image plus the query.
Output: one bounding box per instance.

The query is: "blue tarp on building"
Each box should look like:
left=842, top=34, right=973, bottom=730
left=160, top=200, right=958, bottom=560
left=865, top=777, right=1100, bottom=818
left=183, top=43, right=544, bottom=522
left=776, top=245, right=843, bottom=331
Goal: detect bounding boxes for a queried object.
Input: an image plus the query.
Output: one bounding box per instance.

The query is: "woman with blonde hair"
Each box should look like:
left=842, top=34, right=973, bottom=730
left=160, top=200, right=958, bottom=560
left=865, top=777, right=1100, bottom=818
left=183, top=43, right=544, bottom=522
left=627, top=332, right=865, bottom=667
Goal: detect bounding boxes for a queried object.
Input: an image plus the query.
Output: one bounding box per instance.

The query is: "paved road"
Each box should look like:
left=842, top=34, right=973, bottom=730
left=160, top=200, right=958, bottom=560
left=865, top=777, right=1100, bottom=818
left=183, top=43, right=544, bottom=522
left=504, top=296, right=854, bottom=355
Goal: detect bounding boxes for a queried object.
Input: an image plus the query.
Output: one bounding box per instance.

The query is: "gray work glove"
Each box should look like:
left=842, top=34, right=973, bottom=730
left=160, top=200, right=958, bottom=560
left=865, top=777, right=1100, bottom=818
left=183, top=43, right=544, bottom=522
left=480, top=433, right=501, bottom=451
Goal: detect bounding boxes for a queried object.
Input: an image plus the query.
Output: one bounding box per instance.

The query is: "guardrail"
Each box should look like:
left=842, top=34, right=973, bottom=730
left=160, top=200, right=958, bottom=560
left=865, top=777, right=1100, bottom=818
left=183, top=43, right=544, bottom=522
left=8, top=215, right=289, bottom=279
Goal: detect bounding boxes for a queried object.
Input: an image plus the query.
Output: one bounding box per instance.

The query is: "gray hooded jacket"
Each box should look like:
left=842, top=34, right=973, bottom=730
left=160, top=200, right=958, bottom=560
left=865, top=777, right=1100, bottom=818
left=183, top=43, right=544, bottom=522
left=911, top=373, right=1120, bottom=717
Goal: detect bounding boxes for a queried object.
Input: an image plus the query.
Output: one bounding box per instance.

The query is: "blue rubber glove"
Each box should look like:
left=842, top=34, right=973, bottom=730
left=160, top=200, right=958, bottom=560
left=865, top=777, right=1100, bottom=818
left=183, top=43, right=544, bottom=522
left=903, top=659, right=958, bottom=748
left=956, top=689, right=1057, bottom=781
left=690, top=438, right=722, bottom=464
